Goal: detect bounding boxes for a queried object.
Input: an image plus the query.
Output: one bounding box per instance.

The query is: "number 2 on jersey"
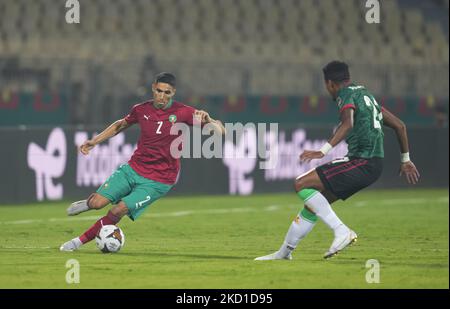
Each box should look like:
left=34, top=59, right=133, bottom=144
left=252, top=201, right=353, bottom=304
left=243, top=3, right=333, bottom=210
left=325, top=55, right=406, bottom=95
left=156, top=121, right=163, bottom=134
left=364, top=96, right=383, bottom=129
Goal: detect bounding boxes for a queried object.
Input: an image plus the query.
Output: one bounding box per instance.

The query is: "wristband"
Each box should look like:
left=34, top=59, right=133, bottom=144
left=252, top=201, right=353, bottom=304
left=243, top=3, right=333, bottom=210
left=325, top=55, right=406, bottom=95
left=319, top=142, right=333, bottom=155
left=400, top=152, right=410, bottom=163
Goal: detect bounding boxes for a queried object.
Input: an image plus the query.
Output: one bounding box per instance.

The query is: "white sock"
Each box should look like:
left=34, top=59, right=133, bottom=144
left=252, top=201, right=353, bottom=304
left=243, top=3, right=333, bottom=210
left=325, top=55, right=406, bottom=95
left=306, top=192, right=348, bottom=235
left=277, top=217, right=316, bottom=258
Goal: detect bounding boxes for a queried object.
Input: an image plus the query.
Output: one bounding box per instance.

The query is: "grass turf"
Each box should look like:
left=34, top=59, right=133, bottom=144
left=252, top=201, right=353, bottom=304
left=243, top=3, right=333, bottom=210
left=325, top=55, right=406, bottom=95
left=0, top=189, right=448, bottom=288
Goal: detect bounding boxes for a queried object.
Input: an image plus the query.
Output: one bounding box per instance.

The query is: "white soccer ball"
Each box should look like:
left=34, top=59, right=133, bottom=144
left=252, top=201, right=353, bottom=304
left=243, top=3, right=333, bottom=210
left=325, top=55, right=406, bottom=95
left=95, top=225, right=125, bottom=253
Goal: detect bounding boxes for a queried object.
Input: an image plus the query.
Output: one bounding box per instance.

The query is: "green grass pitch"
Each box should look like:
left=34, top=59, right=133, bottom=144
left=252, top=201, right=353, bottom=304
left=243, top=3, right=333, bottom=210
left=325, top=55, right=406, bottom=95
left=0, top=189, right=448, bottom=288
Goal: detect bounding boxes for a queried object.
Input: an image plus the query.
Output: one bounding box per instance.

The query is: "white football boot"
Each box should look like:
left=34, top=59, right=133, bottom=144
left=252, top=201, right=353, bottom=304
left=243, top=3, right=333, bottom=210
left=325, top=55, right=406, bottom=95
left=323, top=229, right=358, bottom=259
left=60, top=238, right=82, bottom=252
left=67, top=200, right=90, bottom=216
left=254, top=251, right=292, bottom=261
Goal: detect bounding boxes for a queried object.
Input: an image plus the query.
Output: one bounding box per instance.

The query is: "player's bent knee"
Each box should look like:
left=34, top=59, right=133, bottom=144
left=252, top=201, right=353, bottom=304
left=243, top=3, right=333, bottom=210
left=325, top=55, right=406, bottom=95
left=294, top=178, right=306, bottom=192
left=110, top=203, right=129, bottom=218
left=87, top=193, right=109, bottom=209
left=297, top=188, right=319, bottom=202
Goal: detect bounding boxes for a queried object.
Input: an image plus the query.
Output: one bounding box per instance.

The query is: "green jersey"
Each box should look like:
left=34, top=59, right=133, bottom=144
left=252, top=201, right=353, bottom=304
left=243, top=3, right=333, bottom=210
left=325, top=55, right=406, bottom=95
left=335, top=84, right=384, bottom=158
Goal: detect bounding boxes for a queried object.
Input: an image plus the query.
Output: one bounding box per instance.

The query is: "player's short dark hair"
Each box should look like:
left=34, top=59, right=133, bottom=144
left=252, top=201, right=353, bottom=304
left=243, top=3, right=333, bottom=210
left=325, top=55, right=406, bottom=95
left=154, top=72, right=176, bottom=87
left=323, top=61, right=350, bottom=83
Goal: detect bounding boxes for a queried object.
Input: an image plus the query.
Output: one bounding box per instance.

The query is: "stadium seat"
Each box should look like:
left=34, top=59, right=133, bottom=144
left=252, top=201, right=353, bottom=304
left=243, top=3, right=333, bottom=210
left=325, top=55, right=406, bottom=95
left=0, top=0, right=448, bottom=98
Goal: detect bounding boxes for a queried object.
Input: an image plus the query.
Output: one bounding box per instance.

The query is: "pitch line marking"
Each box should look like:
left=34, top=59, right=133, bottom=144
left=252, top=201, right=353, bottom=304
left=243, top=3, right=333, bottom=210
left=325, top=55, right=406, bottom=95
left=0, top=196, right=447, bottom=225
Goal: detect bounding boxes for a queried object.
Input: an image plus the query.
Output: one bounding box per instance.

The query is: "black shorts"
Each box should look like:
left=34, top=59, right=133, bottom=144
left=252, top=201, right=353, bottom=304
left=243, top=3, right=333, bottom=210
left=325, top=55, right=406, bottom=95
left=316, top=157, right=383, bottom=200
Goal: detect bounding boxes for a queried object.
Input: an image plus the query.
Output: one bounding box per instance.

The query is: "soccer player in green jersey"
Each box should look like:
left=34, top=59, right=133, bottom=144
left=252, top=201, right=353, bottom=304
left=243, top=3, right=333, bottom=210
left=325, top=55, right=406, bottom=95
left=255, top=61, right=420, bottom=260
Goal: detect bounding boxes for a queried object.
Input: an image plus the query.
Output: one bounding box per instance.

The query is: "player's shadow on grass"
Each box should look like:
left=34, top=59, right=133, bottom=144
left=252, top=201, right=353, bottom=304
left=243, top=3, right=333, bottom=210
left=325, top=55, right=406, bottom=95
left=79, top=250, right=249, bottom=260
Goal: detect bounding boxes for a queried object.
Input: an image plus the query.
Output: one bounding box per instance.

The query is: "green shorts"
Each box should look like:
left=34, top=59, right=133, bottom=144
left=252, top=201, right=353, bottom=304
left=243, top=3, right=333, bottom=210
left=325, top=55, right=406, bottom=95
left=96, top=164, right=173, bottom=221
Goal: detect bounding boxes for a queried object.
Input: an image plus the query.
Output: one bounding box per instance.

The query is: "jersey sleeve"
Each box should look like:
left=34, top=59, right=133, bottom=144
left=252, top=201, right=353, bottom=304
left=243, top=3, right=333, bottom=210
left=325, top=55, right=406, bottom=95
left=180, top=105, right=201, bottom=126
left=124, top=104, right=139, bottom=124
left=336, top=91, right=356, bottom=113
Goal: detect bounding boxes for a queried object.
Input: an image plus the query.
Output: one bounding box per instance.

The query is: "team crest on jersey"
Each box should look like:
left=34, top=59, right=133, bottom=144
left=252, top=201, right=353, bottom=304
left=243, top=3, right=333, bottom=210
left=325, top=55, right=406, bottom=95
left=169, top=115, right=177, bottom=123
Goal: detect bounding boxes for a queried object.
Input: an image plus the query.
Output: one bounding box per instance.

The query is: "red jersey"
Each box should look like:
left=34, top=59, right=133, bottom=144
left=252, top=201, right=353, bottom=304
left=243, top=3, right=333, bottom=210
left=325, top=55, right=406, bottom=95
left=124, top=100, right=197, bottom=184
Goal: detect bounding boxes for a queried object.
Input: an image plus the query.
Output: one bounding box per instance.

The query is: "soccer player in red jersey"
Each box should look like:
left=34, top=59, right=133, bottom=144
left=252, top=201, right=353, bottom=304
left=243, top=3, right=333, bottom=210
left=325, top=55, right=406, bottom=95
left=60, top=72, right=225, bottom=251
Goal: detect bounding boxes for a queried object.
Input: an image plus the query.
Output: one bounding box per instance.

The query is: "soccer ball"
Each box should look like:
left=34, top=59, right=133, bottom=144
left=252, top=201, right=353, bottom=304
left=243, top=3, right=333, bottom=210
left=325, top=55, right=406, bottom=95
left=95, top=225, right=125, bottom=253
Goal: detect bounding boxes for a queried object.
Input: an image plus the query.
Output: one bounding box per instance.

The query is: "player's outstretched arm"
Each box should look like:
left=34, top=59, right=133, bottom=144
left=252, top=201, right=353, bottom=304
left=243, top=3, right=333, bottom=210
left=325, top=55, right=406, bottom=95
left=300, top=108, right=354, bottom=162
left=194, top=110, right=226, bottom=135
left=79, top=119, right=132, bottom=155
left=382, top=107, right=420, bottom=184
